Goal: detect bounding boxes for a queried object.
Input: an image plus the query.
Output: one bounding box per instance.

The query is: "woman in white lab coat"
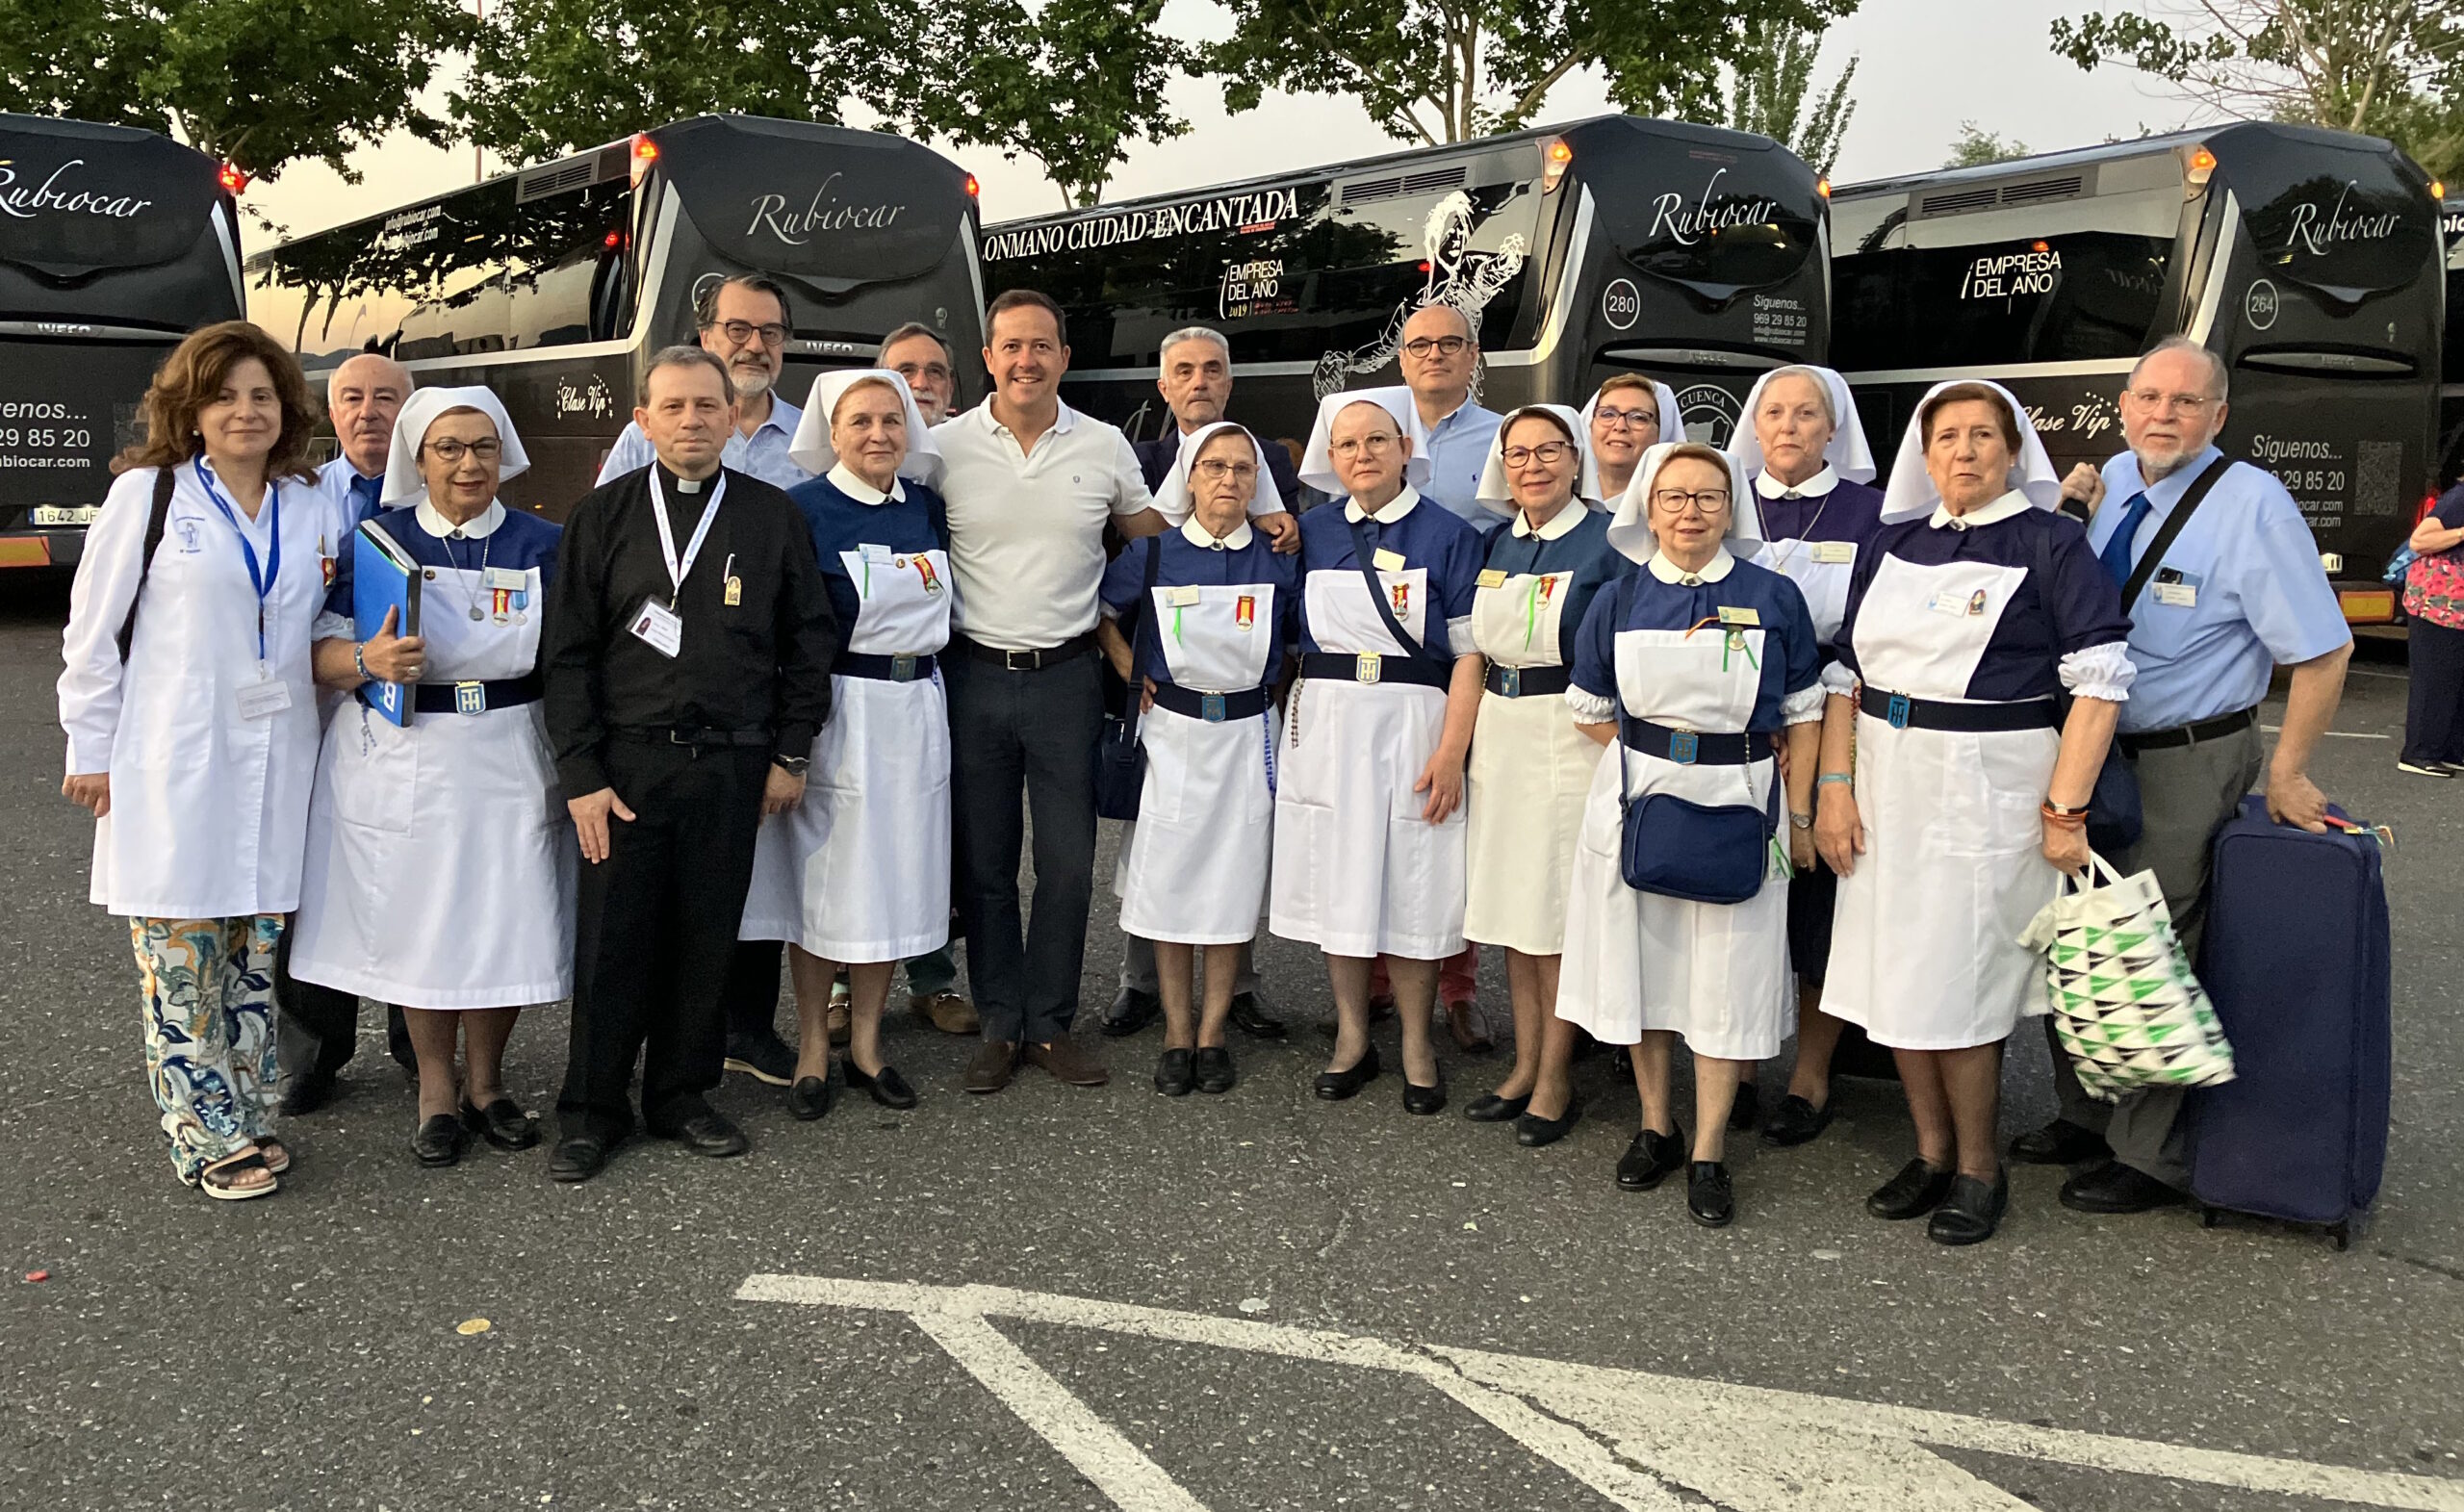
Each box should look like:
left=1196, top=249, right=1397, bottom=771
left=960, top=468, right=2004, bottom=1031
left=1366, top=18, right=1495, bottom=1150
left=58, top=321, right=337, bottom=1199
left=1269, top=388, right=1487, bottom=1114
left=291, top=387, right=575, bottom=1167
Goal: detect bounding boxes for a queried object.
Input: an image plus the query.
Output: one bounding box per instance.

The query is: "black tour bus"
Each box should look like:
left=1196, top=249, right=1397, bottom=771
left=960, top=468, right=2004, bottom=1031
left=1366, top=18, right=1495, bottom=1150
left=979, top=114, right=1830, bottom=460
left=1832, top=122, right=2445, bottom=623
left=0, top=114, right=244, bottom=569
left=247, top=115, right=986, bottom=515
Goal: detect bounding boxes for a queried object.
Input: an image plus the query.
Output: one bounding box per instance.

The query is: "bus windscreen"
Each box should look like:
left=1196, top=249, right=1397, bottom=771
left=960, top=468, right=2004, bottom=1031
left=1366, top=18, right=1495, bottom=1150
left=657, top=117, right=971, bottom=291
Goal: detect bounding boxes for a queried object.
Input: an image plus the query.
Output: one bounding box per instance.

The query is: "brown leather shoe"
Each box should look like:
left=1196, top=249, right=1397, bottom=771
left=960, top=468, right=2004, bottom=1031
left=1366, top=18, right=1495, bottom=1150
left=1447, top=999, right=1494, bottom=1054
left=1026, top=1033, right=1110, bottom=1088
left=962, top=1040, right=1018, bottom=1094
left=911, top=991, right=980, bottom=1036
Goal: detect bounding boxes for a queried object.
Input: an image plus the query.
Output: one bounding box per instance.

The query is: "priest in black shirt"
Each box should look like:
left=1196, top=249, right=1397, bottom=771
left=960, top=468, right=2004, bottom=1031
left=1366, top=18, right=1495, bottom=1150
left=543, top=345, right=838, bottom=1182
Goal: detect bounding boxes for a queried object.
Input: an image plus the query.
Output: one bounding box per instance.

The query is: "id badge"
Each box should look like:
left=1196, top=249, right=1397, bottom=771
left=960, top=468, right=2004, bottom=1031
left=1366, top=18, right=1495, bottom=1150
left=2152, top=582, right=2198, bottom=608
left=1476, top=568, right=1508, bottom=589
left=1165, top=585, right=1202, bottom=607
left=629, top=598, right=684, bottom=657
left=236, top=676, right=293, bottom=721
left=1810, top=541, right=1855, bottom=565
left=482, top=566, right=528, bottom=591
left=1372, top=548, right=1407, bottom=572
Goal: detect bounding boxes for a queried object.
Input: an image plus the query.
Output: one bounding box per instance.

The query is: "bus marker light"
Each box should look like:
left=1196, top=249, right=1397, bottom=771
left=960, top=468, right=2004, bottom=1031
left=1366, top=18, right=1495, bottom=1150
left=2337, top=588, right=2394, bottom=624
left=603, top=230, right=623, bottom=248
left=2431, top=180, right=2446, bottom=200
left=218, top=164, right=248, bottom=194
left=964, top=173, right=982, bottom=198
left=1543, top=139, right=1572, bottom=193
left=1815, top=177, right=1831, bottom=198
left=0, top=537, right=51, bottom=568
left=630, top=134, right=659, bottom=184
left=2186, top=145, right=2216, bottom=187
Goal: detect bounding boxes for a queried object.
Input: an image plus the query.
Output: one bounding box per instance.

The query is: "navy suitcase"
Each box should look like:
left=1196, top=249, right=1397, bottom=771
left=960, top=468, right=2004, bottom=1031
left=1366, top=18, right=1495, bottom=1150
left=2188, top=797, right=2392, bottom=1248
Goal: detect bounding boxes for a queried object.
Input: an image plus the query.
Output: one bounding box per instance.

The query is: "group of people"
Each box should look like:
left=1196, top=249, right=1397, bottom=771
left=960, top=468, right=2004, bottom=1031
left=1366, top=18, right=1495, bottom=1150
left=59, top=277, right=2353, bottom=1246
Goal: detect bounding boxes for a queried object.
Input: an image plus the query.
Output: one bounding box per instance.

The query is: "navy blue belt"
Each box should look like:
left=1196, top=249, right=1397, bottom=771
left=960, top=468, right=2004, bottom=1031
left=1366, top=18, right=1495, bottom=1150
left=834, top=652, right=937, bottom=682
left=1620, top=718, right=1772, bottom=766
left=1860, top=686, right=2059, bottom=732
left=1150, top=680, right=1269, bottom=723
left=1300, top=651, right=1450, bottom=689
left=363, top=673, right=542, bottom=716
left=1485, top=664, right=1571, bottom=698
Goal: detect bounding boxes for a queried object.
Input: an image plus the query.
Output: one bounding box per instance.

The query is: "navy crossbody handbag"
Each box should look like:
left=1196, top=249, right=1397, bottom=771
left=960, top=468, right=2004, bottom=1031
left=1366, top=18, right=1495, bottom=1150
left=1093, top=542, right=1164, bottom=822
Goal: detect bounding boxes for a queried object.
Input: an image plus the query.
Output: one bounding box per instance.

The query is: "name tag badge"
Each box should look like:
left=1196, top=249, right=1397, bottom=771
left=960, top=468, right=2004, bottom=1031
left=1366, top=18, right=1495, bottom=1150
left=2152, top=581, right=2198, bottom=608
left=723, top=576, right=743, bottom=607
left=482, top=565, right=528, bottom=591
left=1165, top=585, right=1202, bottom=607
left=1927, top=591, right=1982, bottom=617
left=235, top=677, right=292, bottom=721
left=1717, top=605, right=1760, bottom=627
left=1373, top=548, right=1407, bottom=572
left=1810, top=541, right=1856, bottom=565
left=629, top=598, right=684, bottom=657
left=860, top=543, right=895, bottom=563
left=1476, top=568, right=1509, bottom=589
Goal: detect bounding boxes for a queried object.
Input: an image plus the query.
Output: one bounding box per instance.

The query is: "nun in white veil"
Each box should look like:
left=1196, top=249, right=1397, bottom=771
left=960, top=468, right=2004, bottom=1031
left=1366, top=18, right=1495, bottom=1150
left=1811, top=379, right=2134, bottom=1247
left=1580, top=376, right=1684, bottom=504
left=294, top=385, right=574, bottom=1166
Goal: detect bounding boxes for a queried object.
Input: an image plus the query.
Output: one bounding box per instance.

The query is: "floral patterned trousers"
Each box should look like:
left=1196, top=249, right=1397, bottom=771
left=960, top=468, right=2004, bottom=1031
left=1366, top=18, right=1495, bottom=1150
left=131, top=915, right=283, bottom=1183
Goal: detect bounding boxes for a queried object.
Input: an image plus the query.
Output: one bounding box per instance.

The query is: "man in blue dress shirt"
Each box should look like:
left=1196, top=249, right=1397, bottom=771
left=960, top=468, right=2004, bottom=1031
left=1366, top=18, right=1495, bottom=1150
left=2024, top=336, right=2354, bottom=1215
left=596, top=274, right=809, bottom=493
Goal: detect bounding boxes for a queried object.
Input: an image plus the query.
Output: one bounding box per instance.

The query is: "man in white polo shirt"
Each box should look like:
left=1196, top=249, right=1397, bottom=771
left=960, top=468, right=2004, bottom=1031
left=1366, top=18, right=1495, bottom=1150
left=937, top=290, right=1169, bottom=1094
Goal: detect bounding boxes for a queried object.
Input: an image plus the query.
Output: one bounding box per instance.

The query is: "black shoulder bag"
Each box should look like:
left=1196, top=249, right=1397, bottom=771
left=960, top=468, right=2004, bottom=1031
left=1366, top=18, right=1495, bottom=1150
left=1093, top=541, right=1164, bottom=822
left=114, top=467, right=180, bottom=663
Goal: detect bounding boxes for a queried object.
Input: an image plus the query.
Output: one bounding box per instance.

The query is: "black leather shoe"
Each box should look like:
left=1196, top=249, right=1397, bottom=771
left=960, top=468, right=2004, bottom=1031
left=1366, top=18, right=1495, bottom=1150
left=786, top=1072, right=836, bottom=1122
left=1929, top=1169, right=2011, bottom=1245
left=1514, top=1102, right=1581, bottom=1147
left=1464, top=1091, right=1530, bottom=1123
left=411, top=1113, right=467, bottom=1167
left=1154, top=1048, right=1194, bottom=1096
left=1760, top=1093, right=1834, bottom=1148
left=1726, top=1082, right=1761, bottom=1132
left=460, top=1095, right=540, bottom=1150
left=547, top=1134, right=610, bottom=1183
left=1615, top=1126, right=1687, bottom=1192
left=1687, top=1161, right=1735, bottom=1227
left=1101, top=986, right=1162, bottom=1038
left=1866, top=1158, right=1956, bottom=1219
left=1193, top=1045, right=1237, bottom=1094
left=845, top=1063, right=918, bottom=1110
left=723, top=1031, right=798, bottom=1088
left=667, top=1113, right=750, bottom=1159
left=280, top=1071, right=339, bottom=1118
left=1228, top=990, right=1287, bottom=1039
left=2059, top=1160, right=2188, bottom=1215
left=1401, top=1073, right=1447, bottom=1116
left=2009, top=1117, right=2111, bottom=1166
left=1313, top=1046, right=1381, bottom=1101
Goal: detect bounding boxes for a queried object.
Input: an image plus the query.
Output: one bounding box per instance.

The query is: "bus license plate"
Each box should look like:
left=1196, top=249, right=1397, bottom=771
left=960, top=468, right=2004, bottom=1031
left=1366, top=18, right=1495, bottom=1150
left=29, top=506, right=98, bottom=525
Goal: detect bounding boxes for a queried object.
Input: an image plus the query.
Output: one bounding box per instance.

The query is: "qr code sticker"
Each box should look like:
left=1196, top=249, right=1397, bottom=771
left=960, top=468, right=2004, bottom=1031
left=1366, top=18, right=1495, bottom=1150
left=2354, top=440, right=2401, bottom=517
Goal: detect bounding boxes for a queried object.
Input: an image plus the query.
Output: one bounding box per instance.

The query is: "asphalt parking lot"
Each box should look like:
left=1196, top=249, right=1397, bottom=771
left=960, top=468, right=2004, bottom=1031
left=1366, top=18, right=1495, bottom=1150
left=2, top=577, right=2457, bottom=1511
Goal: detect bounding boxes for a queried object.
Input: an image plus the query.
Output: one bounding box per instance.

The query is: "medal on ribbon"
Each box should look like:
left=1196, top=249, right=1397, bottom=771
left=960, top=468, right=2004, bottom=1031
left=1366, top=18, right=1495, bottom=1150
left=913, top=556, right=943, bottom=595
left=1236, top=594, right=1255, bottom=629
left=1389, top=580, right=1410, bottom=617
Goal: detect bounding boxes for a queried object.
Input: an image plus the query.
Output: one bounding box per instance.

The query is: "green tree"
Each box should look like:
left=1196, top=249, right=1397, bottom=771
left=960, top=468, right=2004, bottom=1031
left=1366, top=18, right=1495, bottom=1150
left=1719, top=23, right=1859, bottom=175
left=0, top=0, right=475, bottom=181
left=1205, top=0, right=1859, bottom=148
left=2051, top=0, right=2464, bottom=180
left=1943, top=120, right=2031, bottom=169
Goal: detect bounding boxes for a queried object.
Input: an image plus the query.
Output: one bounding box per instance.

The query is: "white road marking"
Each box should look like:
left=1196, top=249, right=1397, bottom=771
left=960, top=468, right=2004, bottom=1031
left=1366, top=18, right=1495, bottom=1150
left=737, top=1275, right=2464, bottom=1511
left=2260, top=724, right=2391, bottom=739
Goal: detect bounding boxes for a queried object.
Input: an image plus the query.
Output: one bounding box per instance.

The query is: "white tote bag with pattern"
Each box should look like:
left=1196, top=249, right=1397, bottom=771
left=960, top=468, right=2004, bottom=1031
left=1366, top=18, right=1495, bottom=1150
left=2019, top=854, right=2236, bottom=1101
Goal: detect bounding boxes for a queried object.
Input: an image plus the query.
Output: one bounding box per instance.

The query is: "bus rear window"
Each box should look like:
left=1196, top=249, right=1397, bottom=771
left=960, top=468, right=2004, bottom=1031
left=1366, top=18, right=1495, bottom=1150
left=1588, top=158, right=1820, bottom=297
left=1834, top=231, right=2170, bottom=371
left=2236, top=147, right=2437, bottom=303
left=656, top=117, right=969, bottom=288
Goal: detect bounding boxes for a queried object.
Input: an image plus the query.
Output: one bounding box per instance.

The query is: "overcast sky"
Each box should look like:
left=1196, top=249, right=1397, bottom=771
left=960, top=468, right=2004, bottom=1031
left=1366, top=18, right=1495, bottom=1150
left=246, top=0, right=2209, bottom=238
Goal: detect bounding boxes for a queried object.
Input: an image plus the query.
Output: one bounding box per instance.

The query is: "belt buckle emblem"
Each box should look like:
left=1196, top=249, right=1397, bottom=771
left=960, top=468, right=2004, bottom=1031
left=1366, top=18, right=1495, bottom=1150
left=1355, top=653, right=1381, bottom=684
left=453, top=680, right=486, bottom=716
left=1202, top=693, right=1227, bottom=723
left=1887, top=693, right=1912, bottom=730
left=890, top=654, right=918, bottom=681
left=1499, top=666, right=1522, bottom=697
left=1669, top=730, right=1698, bottom=765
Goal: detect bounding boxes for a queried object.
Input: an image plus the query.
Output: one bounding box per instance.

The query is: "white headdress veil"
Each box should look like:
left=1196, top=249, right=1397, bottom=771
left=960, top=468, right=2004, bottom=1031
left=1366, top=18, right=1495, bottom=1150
left=1297, top=386, right=1433, bottom=497
left=1728, top=364, right=1876, bottom=484
left=1154, top=421, right=1277, bottom=526
left=1475, top=403, right=1603, bottom=511
left=1578, top=378, right=1687, bottom=446
left=1604, top=442, right=1763, bottom=566
left=381, top=386, right=529, bottom=508
left=790, top=369, right=943, bottom=486
left=1877, top=379, right=2060, bottom=524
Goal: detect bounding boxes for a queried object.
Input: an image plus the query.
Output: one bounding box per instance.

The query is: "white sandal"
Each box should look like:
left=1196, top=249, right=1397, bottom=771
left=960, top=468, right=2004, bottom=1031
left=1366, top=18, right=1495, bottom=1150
left=197, top=1150, right=278, bottom=1201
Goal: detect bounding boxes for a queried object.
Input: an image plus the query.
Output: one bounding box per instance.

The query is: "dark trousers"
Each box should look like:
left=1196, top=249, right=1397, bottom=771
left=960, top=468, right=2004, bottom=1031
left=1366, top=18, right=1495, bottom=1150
left=944, top=649, right=1102, bottom=1044
left=2403, top=618, right=2464, bottom=766
left=725, top=939, right=784, bottom=1041
left=272, top=931, right=410, bottom=1089
left=558, top=743, right=770, bottom=1141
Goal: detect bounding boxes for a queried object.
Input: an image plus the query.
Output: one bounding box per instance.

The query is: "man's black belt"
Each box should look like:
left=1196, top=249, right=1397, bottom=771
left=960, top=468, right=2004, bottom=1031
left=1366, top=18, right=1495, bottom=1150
left=2117, top=705, right=2258, bottom=755
left=1485, top=664, right=1571, bottom=698
left=1860, top=686, right=2059, bottom=732
left=362, top=674, right=543, bottom=716
left=834, top=652, right=938, bottom=682
left=1621, top=718, right=1771, bottom=766
left=1149, top=681, right=1270, bottom=724
left=951, top=630, right=1096, bottom=671
left=610, top=725, right=771, bottom=748
left=1300, top=651, right=1450, bottom=689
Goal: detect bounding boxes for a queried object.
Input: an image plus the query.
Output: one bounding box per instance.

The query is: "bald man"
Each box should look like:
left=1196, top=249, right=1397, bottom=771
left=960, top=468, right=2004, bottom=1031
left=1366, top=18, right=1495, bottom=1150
left=277, top=350, right=417, bottom=1114
left=1398, top=303, right=1502, bottom=524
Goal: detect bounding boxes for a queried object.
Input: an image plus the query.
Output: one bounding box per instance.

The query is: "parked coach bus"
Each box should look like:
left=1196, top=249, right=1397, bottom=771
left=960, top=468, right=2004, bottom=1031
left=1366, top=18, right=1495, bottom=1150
left=247, top=115, right=986, bottom=515
left=0, top=114, right=245, bottom=569
left=980, top=114, right=1830, bottom=460
left=2441, top=197, right=2461, bottom=489
left=1832, top=122, right=2444, bottom=623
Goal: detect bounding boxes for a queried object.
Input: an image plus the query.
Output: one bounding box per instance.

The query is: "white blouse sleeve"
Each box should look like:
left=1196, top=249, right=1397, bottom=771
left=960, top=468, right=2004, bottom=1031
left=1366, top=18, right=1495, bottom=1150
left=1446, top=615, right=1476, bottom=656
left=312, top=610, right=354, bottom=642
left=1783, top=681, right=1827, bottom=725
left=1818, top=660, right=1860, bottom=698
left=58, top=469, right=157, bottom=776
left=1565, top=685, right=1616, bottom=723
left=2059, top=640, right=2135, bottom=703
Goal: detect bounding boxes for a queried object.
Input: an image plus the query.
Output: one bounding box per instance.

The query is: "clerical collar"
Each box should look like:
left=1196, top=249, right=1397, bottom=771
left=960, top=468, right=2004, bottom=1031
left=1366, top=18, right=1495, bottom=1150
left=656, top=461, right=722, bottom=496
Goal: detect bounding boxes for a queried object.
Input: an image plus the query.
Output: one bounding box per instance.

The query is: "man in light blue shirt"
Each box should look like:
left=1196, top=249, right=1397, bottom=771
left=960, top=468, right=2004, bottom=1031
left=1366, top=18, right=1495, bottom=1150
left=1400, top=302, right=1503, bottom=525
left=595, top=273, right=808, bottom=493
left=2023, top=336, right=2353, bottom=1215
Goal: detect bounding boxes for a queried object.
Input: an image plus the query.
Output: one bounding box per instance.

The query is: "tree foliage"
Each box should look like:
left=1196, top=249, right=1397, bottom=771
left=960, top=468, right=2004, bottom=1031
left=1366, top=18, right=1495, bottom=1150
left=1206, top=0, right=1859, bottom=148
left=0, top=0, right=474, bottom=181
left=2051, top=0, right=2464, bottom=179
left=1943, top=121, right=2031, bottom=169
left=1718, top=23, right=1858, bottom=175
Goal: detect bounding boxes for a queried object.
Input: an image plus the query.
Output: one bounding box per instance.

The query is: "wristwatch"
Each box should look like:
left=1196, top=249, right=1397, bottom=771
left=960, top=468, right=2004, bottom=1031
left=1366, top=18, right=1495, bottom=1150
left=1789, top=810, right=1814, bottom=831
left=773, top=755, right=811, bottom=777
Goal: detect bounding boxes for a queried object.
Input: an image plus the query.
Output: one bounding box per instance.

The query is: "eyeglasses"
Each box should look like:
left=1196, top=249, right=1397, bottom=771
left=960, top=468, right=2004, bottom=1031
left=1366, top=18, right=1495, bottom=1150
left=1651, top=488, right=1731, bottom=514
left=1402, top=336, right=1469, bottom=357
left=1592, top=405, right=1657, bottom=430
left=424, top=439, right=502, bottom=464
left=1194, top=459, right=1258, bottom=481
left=2124, top=388, right=2216, bottom=415
left=1330, top=433, right=1399, bottom=458
left=1502, top=441, right=1573, bottom=467
left=711, top=320, right=789, bottom=347
left=893, top=360, right=953, bottom=385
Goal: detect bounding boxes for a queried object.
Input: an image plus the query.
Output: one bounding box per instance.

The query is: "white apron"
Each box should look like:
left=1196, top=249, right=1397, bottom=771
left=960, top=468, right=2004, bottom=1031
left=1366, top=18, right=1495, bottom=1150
left=1117, top=582, right=1279, bottom=943
left=291, top=557, right=576, bottom=1008
left=1269, top=563, right=1465, bottom=960
left=1557, top=624, right=1793, bottom=1059
left=1463, top=568, right=1602, bottom=954
left=1822, top=553, right=2061, bottom=1049
left=1751, top=536, right=1858, bottom=649
left=740, top=545, right=952, bottom=963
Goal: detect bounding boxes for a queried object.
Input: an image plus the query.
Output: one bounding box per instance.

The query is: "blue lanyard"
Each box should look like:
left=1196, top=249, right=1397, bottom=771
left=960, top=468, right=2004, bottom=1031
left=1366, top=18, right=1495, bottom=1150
left=192, top=457, right=282, bottom=661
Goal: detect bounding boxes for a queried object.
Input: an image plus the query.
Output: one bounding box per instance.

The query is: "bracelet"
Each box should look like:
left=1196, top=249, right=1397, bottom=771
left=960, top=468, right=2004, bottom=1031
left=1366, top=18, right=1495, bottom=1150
left=2042, top=798, right=2090, bottom=817
left=1788, top=810, right=1814, bottom=830
left=353, top=642, right=370, bottom=680
left=2040, top=802, right=2088, bottom=829
left=1816, top=773, right=1854, bottom=787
